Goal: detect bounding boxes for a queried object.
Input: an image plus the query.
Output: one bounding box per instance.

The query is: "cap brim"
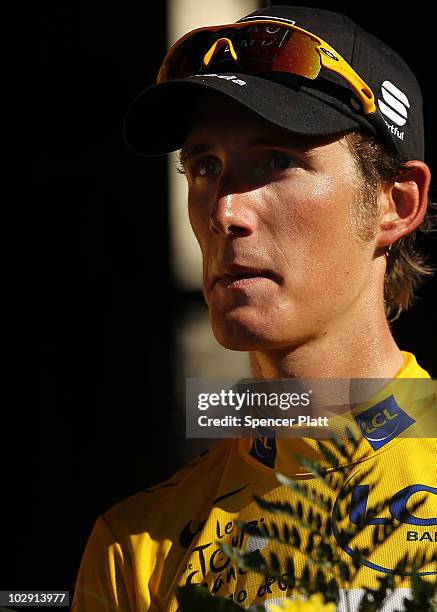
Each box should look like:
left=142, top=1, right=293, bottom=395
left=123, top=73, right=363, bottom=156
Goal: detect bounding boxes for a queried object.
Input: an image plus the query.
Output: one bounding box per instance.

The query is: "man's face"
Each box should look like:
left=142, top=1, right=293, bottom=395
left=181, top=93, right=381, bottom=351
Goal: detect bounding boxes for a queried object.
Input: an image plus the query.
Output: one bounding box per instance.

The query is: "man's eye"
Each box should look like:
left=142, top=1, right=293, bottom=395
left=194, top=158, right=221, bottom=177
left=270, top=154, right=297, bottom=171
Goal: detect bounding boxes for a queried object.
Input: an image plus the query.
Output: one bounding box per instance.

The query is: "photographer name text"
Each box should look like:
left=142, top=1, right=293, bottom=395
left=198, top=415, right=329, bottom=429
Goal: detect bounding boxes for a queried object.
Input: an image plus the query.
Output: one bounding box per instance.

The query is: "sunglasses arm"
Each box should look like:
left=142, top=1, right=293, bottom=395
left=315, top=44, right=376, bottom=114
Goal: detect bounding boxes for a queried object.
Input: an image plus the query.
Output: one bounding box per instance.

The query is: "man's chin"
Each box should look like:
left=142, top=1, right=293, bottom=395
left=213, top=332, right=275, bottom=352
left=210, top=310, right=284, bottom=352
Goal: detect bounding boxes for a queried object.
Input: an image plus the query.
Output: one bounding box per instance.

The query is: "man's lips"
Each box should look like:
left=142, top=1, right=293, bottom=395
left=212, top=265, right=279, bottom=289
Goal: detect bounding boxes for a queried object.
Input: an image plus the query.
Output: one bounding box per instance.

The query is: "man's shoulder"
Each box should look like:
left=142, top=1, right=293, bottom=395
left=99, top=439, right=236, bottom=538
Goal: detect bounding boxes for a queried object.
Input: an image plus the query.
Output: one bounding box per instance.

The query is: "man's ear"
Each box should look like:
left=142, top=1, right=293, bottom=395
left=376, top=160, right=432, bottom=249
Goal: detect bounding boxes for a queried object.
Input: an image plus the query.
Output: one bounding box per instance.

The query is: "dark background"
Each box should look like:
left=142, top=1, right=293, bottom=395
left=27, top=0, right=436, bottom=605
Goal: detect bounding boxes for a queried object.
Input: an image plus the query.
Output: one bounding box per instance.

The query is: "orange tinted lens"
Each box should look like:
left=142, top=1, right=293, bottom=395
left=271, top=30, right=321, bottom=78
left=159, top=24, right=322, bottom=82
left=159, top=30, right=220, bottom=81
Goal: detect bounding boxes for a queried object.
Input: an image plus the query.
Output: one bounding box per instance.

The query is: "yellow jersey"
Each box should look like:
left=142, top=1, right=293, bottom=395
left=72, top=352, right=436, bottom=611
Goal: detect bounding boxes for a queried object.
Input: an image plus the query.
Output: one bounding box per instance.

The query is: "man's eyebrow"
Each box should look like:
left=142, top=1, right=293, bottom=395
left=179, top=142, right=210, bottom=163
left=180, top=136, right=315, bottom=163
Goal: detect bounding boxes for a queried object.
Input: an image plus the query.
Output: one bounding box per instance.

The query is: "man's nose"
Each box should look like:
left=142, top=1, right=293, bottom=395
left=209, top=190, right=258, bottom=237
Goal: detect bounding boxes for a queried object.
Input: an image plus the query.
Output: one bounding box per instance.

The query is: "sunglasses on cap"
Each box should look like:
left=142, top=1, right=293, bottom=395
left=157, top=17, right=377, bottom=116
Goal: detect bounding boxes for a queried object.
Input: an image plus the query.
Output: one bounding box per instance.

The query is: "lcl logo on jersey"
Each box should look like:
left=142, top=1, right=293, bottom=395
left=354, top=395, right=415, bottom=450
left=332, top=471, right=437, bottom=575
left=378, top=80, right=410, bottom=141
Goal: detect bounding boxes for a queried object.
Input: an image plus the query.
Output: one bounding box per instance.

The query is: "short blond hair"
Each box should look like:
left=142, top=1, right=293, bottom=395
left=344, top=131, right=436, bottom=322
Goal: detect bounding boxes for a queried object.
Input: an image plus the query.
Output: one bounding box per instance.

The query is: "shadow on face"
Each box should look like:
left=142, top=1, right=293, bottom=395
left=180, top=90, right=381, bottom=352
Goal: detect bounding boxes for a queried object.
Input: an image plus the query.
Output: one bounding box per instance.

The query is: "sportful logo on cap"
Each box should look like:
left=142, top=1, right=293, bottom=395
left=354, top=395, right=415, bottom=450
left=378, top=81, right=410, bottom=141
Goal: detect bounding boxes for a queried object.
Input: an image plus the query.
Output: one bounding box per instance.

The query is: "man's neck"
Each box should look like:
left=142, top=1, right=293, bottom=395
left=249, top=300, right=405, bottom=379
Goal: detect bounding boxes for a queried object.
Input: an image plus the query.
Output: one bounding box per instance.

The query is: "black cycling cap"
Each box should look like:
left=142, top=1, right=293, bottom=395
left=124, top=5, right=424, bottom=161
